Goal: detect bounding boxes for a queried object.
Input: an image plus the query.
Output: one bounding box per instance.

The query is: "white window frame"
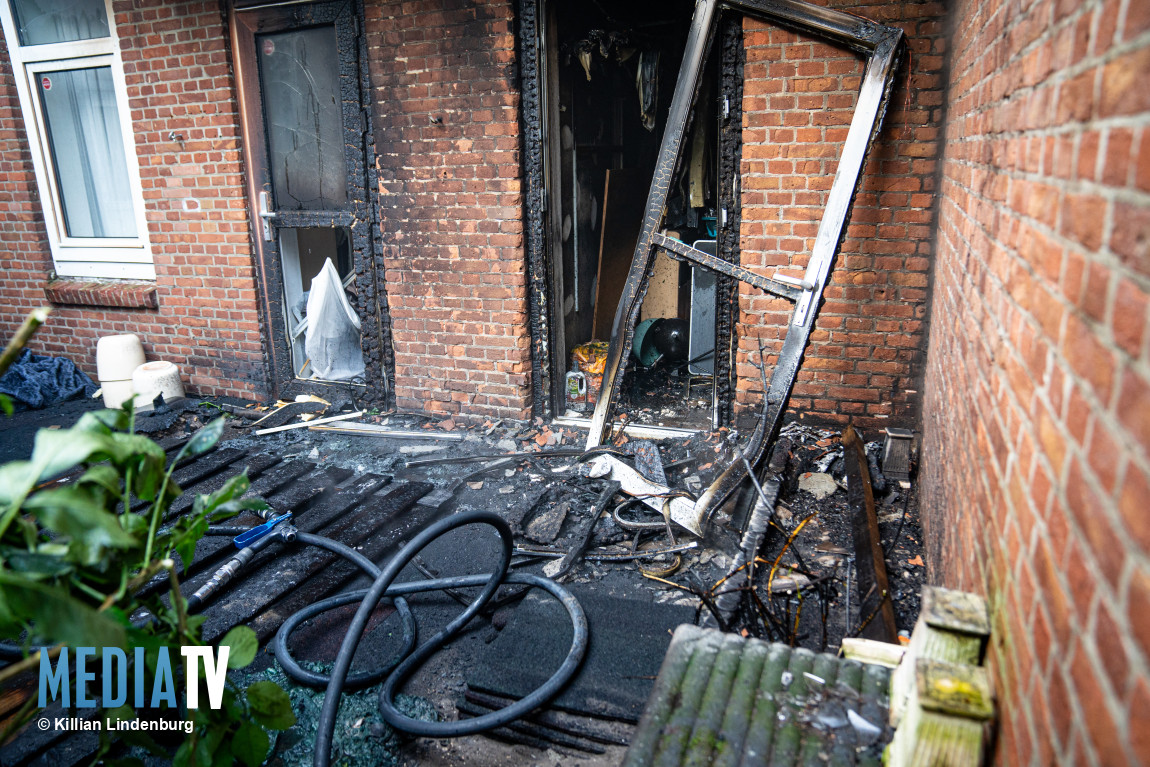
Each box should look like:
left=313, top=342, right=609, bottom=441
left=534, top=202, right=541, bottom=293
left=0, top=0, right=153, bottom=280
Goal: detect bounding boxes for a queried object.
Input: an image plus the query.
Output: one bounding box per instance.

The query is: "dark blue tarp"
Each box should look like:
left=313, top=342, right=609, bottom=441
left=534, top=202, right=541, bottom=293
left=0, top=349, right=98, bottom=411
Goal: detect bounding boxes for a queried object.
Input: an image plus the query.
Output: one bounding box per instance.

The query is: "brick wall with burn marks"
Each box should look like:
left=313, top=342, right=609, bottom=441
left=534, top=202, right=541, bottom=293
left=737, top=1, right=948, bottom=428
left=363, top=0, right=531, bottom=421
left=0, top=1, right=267, bottom=400
left=921, top=0, right=1150, bottom=763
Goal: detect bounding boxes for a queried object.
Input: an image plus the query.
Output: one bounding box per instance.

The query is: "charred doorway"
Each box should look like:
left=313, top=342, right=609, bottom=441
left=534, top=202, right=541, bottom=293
left=232, top=0, right=393, bottom=405
left=525, top=0, right=736, bottom=430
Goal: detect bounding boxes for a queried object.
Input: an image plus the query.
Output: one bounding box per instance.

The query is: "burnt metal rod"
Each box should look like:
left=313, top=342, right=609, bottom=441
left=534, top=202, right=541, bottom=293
left=515, top=541, right=699, bottom=561
left=405, top=449, right=583, bottom=467
left=652, top=233, right=799, bottom=300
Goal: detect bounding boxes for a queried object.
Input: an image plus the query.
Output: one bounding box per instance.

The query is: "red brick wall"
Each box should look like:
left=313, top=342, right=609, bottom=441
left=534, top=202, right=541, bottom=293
left=921, top=0, right=1150, bottom=763
left=739, top=2, right=947, bottom=428
left=364, top=0, right=530, bottom=420
left=0, top=1, right=266, bottom=399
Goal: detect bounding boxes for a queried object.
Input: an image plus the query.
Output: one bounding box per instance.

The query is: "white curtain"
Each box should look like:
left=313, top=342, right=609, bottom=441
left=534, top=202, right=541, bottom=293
left=39, top=66, right=135, bottom=238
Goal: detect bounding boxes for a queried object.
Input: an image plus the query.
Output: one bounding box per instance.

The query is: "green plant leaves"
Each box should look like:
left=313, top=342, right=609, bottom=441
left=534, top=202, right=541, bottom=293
left=219, top=625, right=258, bottom=669
left=231, top=722, right=270, bottom=767
left=23, top=486, right=139, bottom=565
left=166, top=514, right=209, bottom=572
left=29, top=427, right=118, bottom=481
left=194, top=473, right=251, bottom=515
left=0, top=400, right=290, bottom=761
left=175, top=418, right=225, bottom=465
left=79, top=464, right=122, bottom=496
left=0, top=548, right=73, bottom=579
left=0, top=573, right=126, bottom=649
left=245, top=681, right=296, bottom=730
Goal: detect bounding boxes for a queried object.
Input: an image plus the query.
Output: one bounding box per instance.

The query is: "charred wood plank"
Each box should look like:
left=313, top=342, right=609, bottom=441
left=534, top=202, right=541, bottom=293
left=140, top=465, right=349, bottom=598
left=200, top=480, right=430, bottom=643
left=247, top=480, right=432, bottom=643
left=843, top=425, right=897, bottom=643
left=463, top=689, right=631, bottom=746
left=0, top=702, right=99, bottom=767
left=129, top=447, right=245, bottom=512
left=246, top=459, right=318, bottom=497
left=456, top=700, right=605, bottom=754
left=261, top=466, right=354, bottom=515
left=163, top=452, right=281, bottom=520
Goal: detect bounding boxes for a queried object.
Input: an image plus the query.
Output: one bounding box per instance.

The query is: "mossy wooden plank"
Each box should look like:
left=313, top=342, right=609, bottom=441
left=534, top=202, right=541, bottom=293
left=921, top=586, right=989, bottom=637
left=710, top=639, right=769, bottom=767
left=841, top=636, right=906, bottom=668
left=886, top=706, right=983, bottom=767
left=919, top=623, right=982, bottom=665
left=683, top=633, right=747, bottom=767
left=910, top=712, right=983, bottom=767
left=623, top=625, right=709, bottom=767
left=916, top=659, right=993, bottom=720
left=652, top=630, right=725, bottom=767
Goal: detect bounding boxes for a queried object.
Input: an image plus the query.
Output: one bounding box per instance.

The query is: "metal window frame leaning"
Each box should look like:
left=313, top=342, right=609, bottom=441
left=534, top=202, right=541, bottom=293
left=584, top=0, right=904, bottom=536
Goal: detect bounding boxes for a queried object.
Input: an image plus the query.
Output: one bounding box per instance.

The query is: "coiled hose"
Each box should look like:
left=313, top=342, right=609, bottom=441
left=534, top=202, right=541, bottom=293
left=210, top=510, right=588, bottom=767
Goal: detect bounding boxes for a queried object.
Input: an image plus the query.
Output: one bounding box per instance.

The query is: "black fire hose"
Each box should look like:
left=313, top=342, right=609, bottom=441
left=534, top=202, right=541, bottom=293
left=202, top=511, right=586, bottom=767
left=311, top=511, right=588, bottom=766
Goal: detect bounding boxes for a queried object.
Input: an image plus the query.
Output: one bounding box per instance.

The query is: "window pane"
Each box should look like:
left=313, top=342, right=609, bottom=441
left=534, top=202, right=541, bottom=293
left=257, top=25, right=347, bottom=210
left=11, top=0, right=109, bottom=46
left=38, top=66, right=136, bottom=238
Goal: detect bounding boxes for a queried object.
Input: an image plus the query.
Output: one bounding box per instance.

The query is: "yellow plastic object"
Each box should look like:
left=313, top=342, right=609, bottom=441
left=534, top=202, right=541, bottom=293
left=571, top=341, right=609, bottom=375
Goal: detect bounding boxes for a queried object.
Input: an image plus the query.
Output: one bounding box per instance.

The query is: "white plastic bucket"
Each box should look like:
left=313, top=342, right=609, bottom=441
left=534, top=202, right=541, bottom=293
left=131, top=361, right=185, bottom=412
left=96, top=334, right=145, bottom=408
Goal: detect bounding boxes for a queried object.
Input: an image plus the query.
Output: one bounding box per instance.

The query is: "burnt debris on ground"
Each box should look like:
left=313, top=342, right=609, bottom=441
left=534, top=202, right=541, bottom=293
left=220, top=400, right=925, bottom=755
left=0, top=396, right=924, bottom=766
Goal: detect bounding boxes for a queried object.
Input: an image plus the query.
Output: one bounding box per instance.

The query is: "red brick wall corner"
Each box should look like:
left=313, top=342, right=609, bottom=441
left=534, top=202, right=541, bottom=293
left=921, top=0, right=1150, bottom=763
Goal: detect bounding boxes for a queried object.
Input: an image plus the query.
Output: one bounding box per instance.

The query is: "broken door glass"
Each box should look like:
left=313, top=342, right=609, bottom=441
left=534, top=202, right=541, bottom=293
left=257, top=25, right=347, bottom=210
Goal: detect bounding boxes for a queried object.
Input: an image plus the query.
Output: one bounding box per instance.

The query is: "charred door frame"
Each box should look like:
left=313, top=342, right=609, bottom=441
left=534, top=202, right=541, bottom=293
left=517, top=0, right=744, bottom=423
left=581, top=0, right=903, bottom=533
left=514, top=0, right=819, bottom=426
left=231, top=0, right=394, bottom=406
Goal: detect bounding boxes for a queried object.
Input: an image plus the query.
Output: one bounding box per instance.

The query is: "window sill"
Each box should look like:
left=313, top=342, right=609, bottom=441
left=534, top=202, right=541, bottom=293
left=44, top=279, right=158, bottom=310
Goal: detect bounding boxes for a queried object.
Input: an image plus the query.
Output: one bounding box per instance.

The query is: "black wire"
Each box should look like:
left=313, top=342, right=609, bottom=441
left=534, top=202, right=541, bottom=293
left=883, top=488, right=911, bottom=558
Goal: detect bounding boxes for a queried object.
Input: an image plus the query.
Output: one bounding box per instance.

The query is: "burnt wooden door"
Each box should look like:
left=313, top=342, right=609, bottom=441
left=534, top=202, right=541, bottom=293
left=232, top=0, right=391, bottom=403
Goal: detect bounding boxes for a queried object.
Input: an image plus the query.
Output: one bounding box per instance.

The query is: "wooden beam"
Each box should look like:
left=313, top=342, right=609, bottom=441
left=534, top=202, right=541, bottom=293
left=843, top=425, right=898, bottom=643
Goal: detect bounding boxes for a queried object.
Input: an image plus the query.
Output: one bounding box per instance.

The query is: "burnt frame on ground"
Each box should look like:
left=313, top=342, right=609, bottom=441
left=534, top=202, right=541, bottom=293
left=577, top=0, right=903, bottom=532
